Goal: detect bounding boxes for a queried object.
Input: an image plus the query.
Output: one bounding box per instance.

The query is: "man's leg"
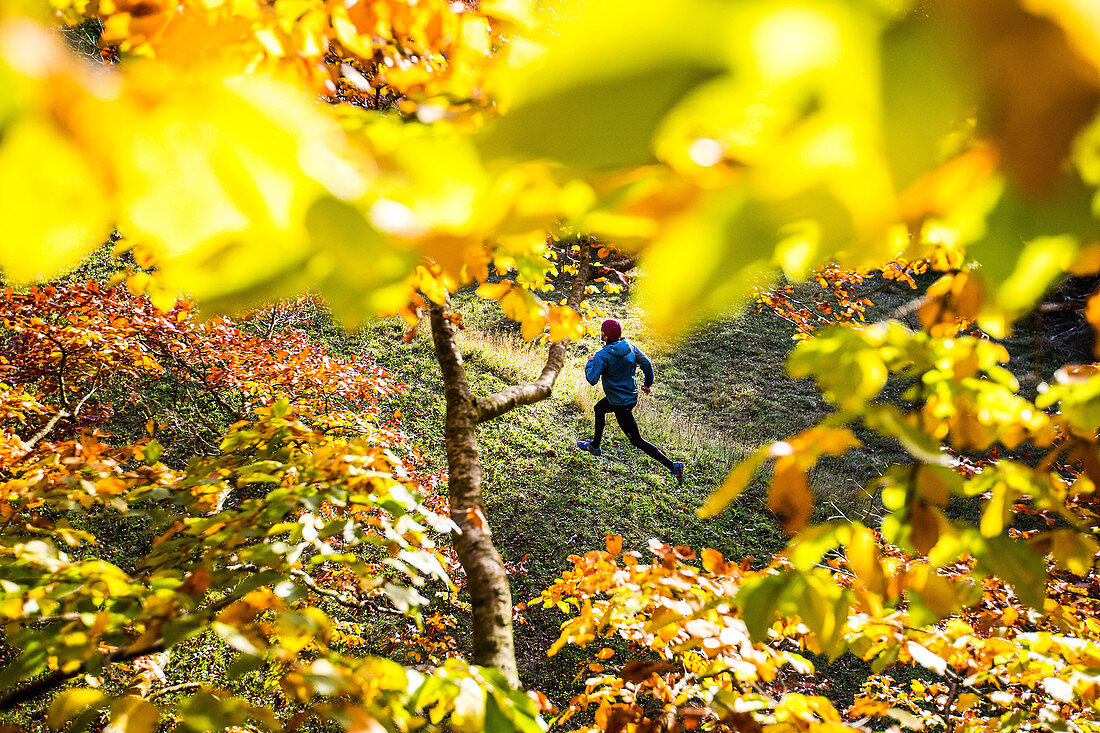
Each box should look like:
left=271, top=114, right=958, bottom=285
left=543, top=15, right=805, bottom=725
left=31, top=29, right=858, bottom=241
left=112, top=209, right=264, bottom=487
left=613, top=404, right=676, bottom=471
left=591, top=398, right=613, bottom=448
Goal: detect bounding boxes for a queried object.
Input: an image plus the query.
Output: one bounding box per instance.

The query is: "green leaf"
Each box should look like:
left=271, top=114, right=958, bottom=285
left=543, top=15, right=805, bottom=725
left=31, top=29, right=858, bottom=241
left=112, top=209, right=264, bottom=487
left=477, top=0, right=732, bottom=171
left=0, top=645, right=48, bottom=690
left=879, top=3, right=977, bottom=190
left=795, top=572, right=850, bottom=659
left=143, top=439, right=163, bottom=465
left=481, top=64, right=727, bottom=171
left=785, top=521, right=851, bottom=570
left=966, top=175, right=1100, bottom=321
left=734, top=573, right=791, bottom=642
left=976, top=534, right=1047, bottom=609
left=864, top=405, right=952, bottom=466
left=304, top=196, right=418, bottom=324
left=639, top=187, right=859, bottom=337
left=483, top=691, right=513, bottom=733
left=48, top=688, right=107, bottom=730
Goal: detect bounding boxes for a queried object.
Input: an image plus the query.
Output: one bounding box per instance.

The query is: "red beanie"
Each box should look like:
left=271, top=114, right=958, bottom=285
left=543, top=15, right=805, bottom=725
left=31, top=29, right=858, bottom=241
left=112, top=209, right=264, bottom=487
left=601, top=319, right=622, bottom=341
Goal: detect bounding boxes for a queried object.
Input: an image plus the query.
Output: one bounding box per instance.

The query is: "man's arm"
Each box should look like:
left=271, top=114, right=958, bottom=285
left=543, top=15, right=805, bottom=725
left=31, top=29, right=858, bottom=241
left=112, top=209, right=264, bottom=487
left=584, top=350, right=604, bottom=385
left=634, top=346, right=654, bottom=392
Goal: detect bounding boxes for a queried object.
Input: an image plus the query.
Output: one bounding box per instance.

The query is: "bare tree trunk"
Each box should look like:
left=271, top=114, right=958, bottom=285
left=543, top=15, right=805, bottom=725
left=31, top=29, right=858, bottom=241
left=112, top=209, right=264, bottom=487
left=429, top=304, right=520, bottom=685
left=428, top=245, right=593, bottom=686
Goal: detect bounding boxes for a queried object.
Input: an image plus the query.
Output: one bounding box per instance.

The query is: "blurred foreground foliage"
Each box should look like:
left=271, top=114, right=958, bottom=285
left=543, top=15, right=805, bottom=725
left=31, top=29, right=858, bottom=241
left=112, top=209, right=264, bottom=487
left=3, top=0, right=1100, bottom=730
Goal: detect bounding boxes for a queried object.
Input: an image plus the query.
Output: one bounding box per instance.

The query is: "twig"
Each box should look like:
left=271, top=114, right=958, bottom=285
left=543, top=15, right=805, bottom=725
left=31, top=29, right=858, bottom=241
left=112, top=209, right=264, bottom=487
left=0, top=640, right=166, bottom=711
left=289, top=567, right=402, bottom=616
left=475, top=245, right=593, bottom=423
left=14, top=384, right=99, bottom=460
left=943, top=678, right=961, bottom=733
left=148, top=681, right=204, bottom=700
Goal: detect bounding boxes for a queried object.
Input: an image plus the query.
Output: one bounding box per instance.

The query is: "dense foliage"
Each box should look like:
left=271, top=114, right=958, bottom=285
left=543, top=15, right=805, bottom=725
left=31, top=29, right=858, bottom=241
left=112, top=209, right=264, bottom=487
left=4, top=0, right=1100, bottom=731
left=0, top=283, right=547, bottom=729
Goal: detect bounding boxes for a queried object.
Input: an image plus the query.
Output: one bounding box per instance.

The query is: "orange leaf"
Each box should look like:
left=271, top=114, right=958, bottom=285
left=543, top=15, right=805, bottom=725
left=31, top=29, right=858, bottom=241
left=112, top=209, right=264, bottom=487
left=767, top=457, right=812, bottom=534
left=465, top=506, right=491, bottom=534
left=476, top=280, right=512, bottom=300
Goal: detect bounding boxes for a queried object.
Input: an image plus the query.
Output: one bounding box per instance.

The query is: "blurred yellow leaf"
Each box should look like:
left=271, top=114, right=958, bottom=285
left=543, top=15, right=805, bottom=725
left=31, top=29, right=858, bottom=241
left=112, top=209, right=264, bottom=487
left=909, top=499, right=942, bottom=556
left=847, top=525, right=885, bottom=596
left=0, top=120, right=109, bottom=284
left=48, top=689, right=106, bottom=729
left=768, top=456, right=812, bottom=534
left=476, top=280, right=513, bottom=300
left=953, top=0, right=1100, bottom=194
left=697, top=445, right=768, bottom=518
left=105, top=696, right=159, bottom=733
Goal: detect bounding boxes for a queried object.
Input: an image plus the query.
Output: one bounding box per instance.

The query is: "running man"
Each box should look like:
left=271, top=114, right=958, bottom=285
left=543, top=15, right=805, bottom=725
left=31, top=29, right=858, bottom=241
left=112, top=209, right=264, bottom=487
left=577, top=319, right=685, bottom=484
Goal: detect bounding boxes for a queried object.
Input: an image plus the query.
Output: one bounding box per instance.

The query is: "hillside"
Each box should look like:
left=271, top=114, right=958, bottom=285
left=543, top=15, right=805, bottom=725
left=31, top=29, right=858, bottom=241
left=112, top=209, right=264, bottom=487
left=5, top=265, right=1092, bottom=728
left=346, top=280, right=921, bottom=705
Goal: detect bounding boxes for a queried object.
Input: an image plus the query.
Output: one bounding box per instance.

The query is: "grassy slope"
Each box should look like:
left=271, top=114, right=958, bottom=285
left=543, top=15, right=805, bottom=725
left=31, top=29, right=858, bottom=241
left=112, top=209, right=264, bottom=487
left=352, top=283, right=916, bottom=704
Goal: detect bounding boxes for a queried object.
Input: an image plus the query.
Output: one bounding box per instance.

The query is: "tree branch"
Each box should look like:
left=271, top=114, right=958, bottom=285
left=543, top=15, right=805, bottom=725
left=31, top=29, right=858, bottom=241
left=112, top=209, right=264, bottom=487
left=475, top=246, right=593, bottom=424
left=13, top=384, right=99, bottom=463
left=0, top=640, right=166, bottom=711
left=606, top=254, right=637, bottom=273
left=143, top=345, right=244, bottom=421
left=148, top=681, right=203, bottom=700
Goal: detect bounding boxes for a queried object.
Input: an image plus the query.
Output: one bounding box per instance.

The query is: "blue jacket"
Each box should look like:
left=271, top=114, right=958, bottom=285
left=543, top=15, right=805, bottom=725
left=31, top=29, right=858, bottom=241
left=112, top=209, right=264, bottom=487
left=585, top=338, right=654, bottom=406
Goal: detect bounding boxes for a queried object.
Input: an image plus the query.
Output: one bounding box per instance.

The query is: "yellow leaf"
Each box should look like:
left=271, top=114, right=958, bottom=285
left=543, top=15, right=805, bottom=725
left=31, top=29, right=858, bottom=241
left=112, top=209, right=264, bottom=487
left=0, top=120, right=108, bottom=284
left=916, top=569, right=957, bottom=618
left=767, top=456, right=812, bottom=534
left=49, top=689, right=106, bottom=729
left=697, top=445, right=767, bottom=517
left=915, top=466, right=953, bottom=506
left=105, top=696, right=159, bottom=733
left=700, top=547, right=727, bottom=574
left=476, top=280, right=512, bottom=300
left=955, top=692, right=980, bottom=710
left=909, top=499, right=942, bottom=555
left=951, top=0, right=1100, bottom=194
left=520, top=315, right=546, bottom=341
left=546, top=304, right=583, bottom=342
left=1087, top=290, right=1100, bottom=357
left=847, top=525, right=885, bottom=596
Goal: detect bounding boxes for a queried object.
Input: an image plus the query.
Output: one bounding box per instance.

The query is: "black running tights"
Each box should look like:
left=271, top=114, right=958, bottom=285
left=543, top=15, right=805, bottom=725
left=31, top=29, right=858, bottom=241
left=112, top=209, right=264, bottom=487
left=591, top=398, right=675, bottom=470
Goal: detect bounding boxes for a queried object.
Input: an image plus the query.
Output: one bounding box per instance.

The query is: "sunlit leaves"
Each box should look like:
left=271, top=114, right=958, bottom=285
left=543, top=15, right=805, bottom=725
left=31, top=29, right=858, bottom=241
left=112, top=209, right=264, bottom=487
left=0, top=282, right=480, bottom=729
left=0, top=119, right=108, bottom=283
left=478, top=0, right=731, bottom=171
left=7, top=0, right=1100, bottom=726
left=540, top=541, right=837, bottom=730
left=697, top=425, right=858, bottom=522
